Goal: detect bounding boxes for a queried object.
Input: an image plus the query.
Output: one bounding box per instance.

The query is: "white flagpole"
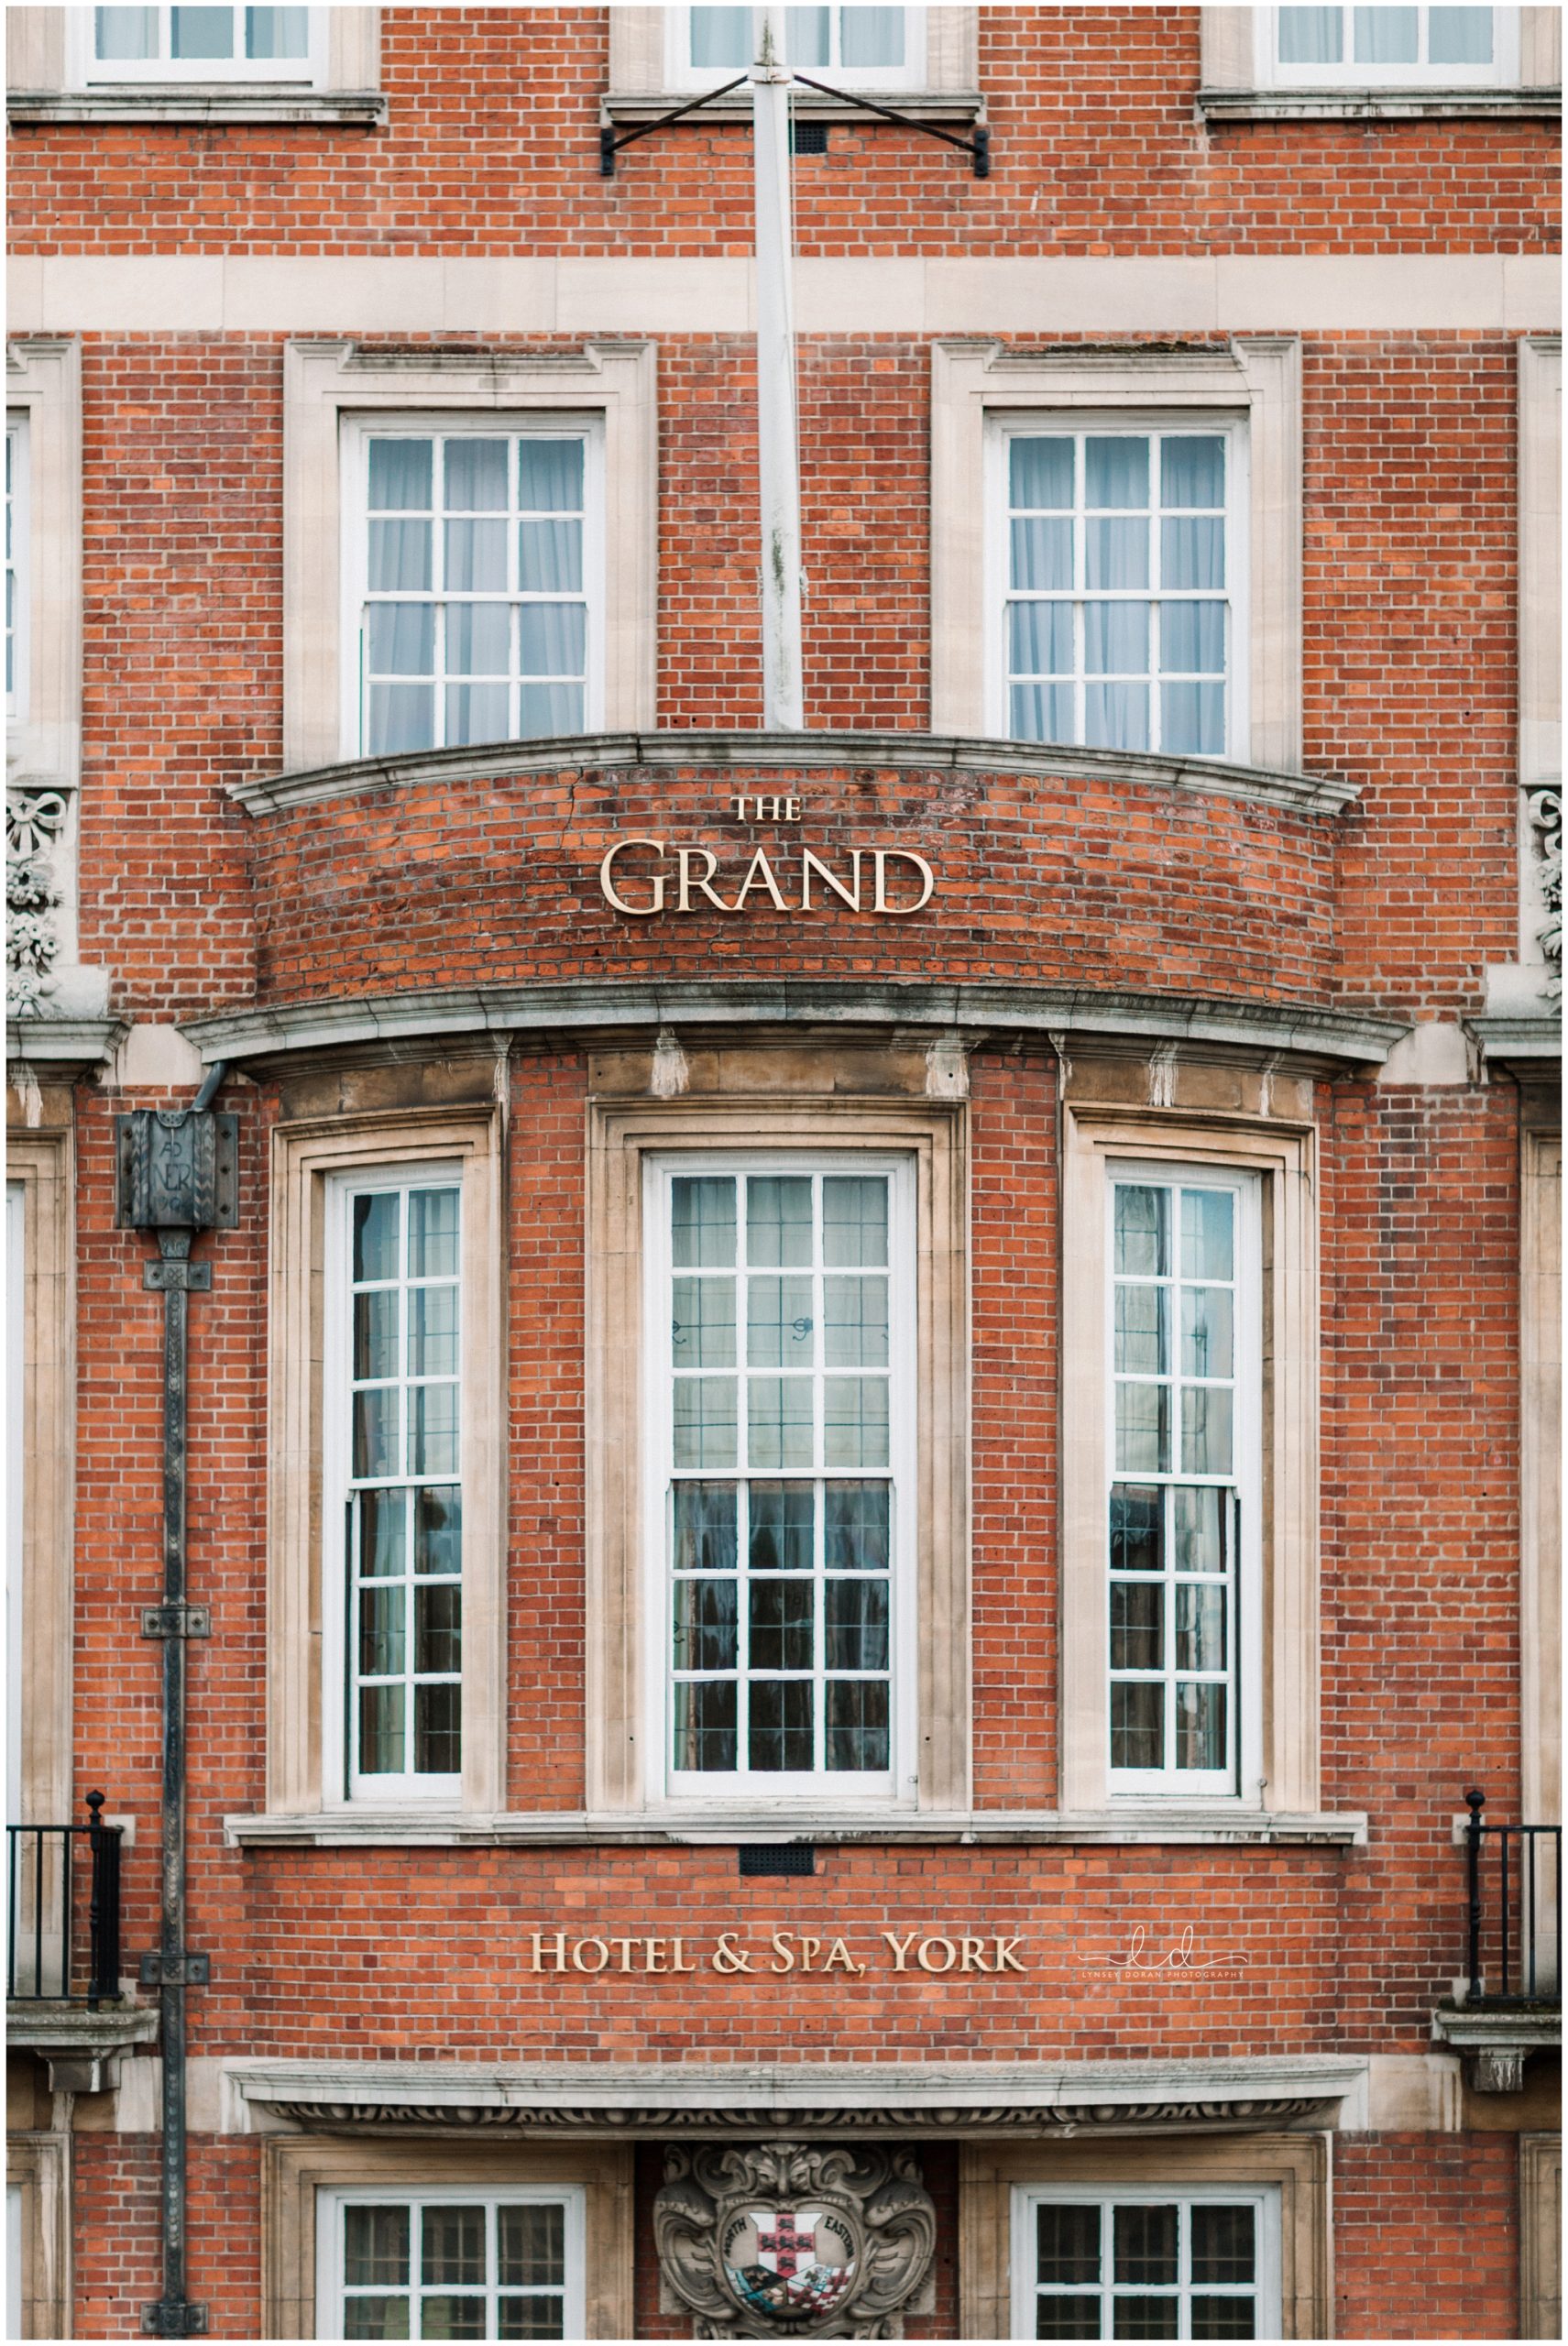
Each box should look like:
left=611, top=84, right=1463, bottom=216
left=751, top=6, right=805, bottom=729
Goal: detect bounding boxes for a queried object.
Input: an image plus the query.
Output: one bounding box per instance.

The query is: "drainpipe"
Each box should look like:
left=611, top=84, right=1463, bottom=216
left=751, top=7, right=805, bottom=729
left=115, top=1067, right=236, bottom=2339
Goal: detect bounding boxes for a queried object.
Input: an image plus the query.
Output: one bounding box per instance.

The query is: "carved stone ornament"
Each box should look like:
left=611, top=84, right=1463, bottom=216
left=5, top=785, right=71, bottom=1017
left=652, top=2140, right=937, bottom=2340
left=1527, top=781, right=1563, bottom=997
left=262, top=2090, right=1337, bottom=2136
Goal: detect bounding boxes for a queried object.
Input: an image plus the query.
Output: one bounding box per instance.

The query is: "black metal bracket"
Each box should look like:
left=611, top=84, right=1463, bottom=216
left=143, top=1259, right=212, bottom=1291
left=789, top=74, right=990, bottom=175
left=141, top=1603, right=212, bottom=1639
left=142, top=2299, right=210, bottom=2337
left=139, top=1951, right=210, bottom=1987
left=599, top=73, right=748, bottom=175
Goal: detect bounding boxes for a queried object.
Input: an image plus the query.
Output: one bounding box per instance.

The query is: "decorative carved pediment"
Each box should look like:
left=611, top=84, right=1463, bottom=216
left=652, top=2140, right=937, bottom=2339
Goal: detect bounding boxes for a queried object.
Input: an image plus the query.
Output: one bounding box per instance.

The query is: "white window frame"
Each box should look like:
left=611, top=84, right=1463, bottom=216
left=641, top=1150, right=920, bottom=1808
left=323, top=1162, right=466, bottom=1808
left=72, top=4, right=324, bottom=83
left=986, top=414, right=1250, bottom=764
left=6, top=413, right=28, bottom=728
left=1104, top=1161, right=1262, bottom=1801
left=314, top=2184, right=587, bottom=2343
left=1258, top=4, right=1519, bottom=85
left=339, top=411, right=606, bottom=763
left=1009, top=2185, right=1282, bottom=2342
left=667, top=5, right=926, bottom=91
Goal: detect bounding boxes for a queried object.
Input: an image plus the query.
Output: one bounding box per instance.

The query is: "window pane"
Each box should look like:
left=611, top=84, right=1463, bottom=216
left=1176, top=1680, right=1226, bottom=1770
left=1161, top=516, right=1225, bottom=591
left=747, top=1274, right=815, bottom=1367
left=1036, top=2303, right=1102, bottom=2341
left=1116, top=1186, right=1168, bottom=1277
left=517, top=439, right=585, bottom=510
left=1113, top=2302, right=1179, bottom=2341
left=518, top=519, right=583, bottom=593
left=1190, top=2301, right=1255, bottom=2341
left=825, top=1574, right=888, bottom=1669
left=444, top=518, right=507, bottom=593
left=840, top=6, right=905, bottom=66
left=1172, top=1485, right=1226, bottom=1573
left=414, top=1584, right=462, bottom=1676
left=444, top=438, right=509, bottom=510
left=1010, top=601, right=1074, bottom=677
left=1110, top=1485, right=1162, bottom=1573
left=358, top=1584, right=405, bottom=1679
left=1011, top=436, right=1074, bottom=509
left=1114, top=2208, right=1179, bottom=2286
left=673, top=1178, right=735, bottom=1268
left=1180, top=1286, right=1233, bottom=1380
left=1012, top=516, right=1073, bottom=591
left=750, top=1575, right=814, bottom=1671
left=825, top=1481, right=889, bottom=1572
left=749, top=1482, right=815, bottom=1573
left=674, top=1275, right=737, bottom=1368
left=344, top=2300, right=411, bottom=2341
left=354, top=1387, right=399, bottom=1480
left=359, top=1489, right=407, bottom=1578
left=367, top=603, right=434, bottom=678
left=1181, top=1189, right=1234, bottom=1280
left=446, top=602, right=510, bottom=675
left=784, top=5, right=831, bottom=63
left=1110, top=1579, right=1163, bottom=1672
left=749, top=1678, right=814, bottom=1770
left=95, top=7, right=159, bottom=59
left=517, top=682, right=584, bottom=735
left=358, top=1683, right=405, bottom=1773
left=1277, top=5, right=1342, bottom=60
left=1085, top=436, right=1149, bottom=509
left=367, top=684, right=434, bottom=755
left=673, top=1574, right=739, bottom=1672
left=673, top=1676, right=737, bottom=1770
left=1429, top=5, right=1492, bottom=62
left=1038, top=2204, right=1102, bottom=2286
left=1175, top=1583, right=1225, bottom=1674
left=1084, top=604, right=1149, bottom=675
left=674, top=1377, right=738, bottom=1469
left=1113, top=1282, right=1166, bottom=1376
left=355, top=1288, right=399, bottom=1382
left=420, top=2298, right=486, bottom=2341
left=1354, top=5, right=1419, bottom=60
left=824, top=1275, right=888, bottom=1367
left=748, top=1375, right=814, bottom=1469
left=445, top=683, right=510, bottom=748
left=171, top=7, right=236, bottom=58
left=1087, top=517, right=1149, bottom=591
left=498, top=2302, right=566, bottom=2342
left=354, top=1191, right=400, bottom=1281
left=1111, top=1679, right=1163, bottom=1770
left=422, top=2208, right=487, bottom=2288
left=413, top=1681, right=461, bottom=1772
left=247, top=5, right=310, bottom=57
left=1160, top=681, right=1224, bottom=757
left=690, top=5, right=752, bottom=66
left=411, top=1383, right=459, bottom=1477
left=824, top=1375, right=889, bottom=1468
left=1160, top=435, right=1225, bottom=508
left=499, top=2206, right=565, bottom=2290
left=1191, top=2205, right=1255, bottom=2286
left=1012, top=682, right=1075, bottom=743
left=368, top=439, right=433, bottom=510
left=345, top=2207, right=410, bottom=2288
left=1180, top=1386, right=1233, bottom=1478
left=1085, top=682, right=1149, bottom=753
left=674, top=1480, right=739, bottom=1572
left=747, top=1175, right=814, bottom=1266
left=822, top=1176, right=888, bottom=1266
left=1160, top=602, right=1225, bottom=674
left=1115, top=1382, right=1168, bottom=1475
left=368, top=520, right=433, bottom=593
left=415, top=1486, right=463, bottom=1575
left=411, top=1284, right=458, bottom=1376
left=826, top=1675, right=889, bottom=1770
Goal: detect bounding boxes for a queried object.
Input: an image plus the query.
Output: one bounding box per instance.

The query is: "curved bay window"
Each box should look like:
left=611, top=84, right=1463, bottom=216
left=647, top=1157, right=916, bottom=1801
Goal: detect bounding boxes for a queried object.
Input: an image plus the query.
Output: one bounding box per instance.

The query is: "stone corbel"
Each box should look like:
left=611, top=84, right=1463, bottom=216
left=1431, top=2004, right=1561, bottom=2093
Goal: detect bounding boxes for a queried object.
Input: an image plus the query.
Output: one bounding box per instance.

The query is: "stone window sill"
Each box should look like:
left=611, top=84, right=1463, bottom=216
left=1198, top=85, right=1560, bottom=121
left=7, top=86, right=386, bottom=126
left=602, top=86, right=983, bottom=126
left=224, top=1806, right=1369, bottom=1848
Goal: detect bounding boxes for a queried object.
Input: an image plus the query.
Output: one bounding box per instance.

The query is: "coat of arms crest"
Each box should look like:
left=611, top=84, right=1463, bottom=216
left=652, top=2140, right=937, bottom=2339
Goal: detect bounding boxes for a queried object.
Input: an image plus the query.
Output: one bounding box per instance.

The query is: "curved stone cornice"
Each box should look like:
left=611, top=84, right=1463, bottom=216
left=181, top=976, right=1406, bottom=1072
left=227, top=729, right=1360, bottom=820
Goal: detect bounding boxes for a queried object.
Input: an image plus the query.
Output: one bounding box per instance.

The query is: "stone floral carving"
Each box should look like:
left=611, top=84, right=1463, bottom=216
left=6, top=785, right=71, bottom=1017
left=652, top=2140, right=936, bottom=2340
left=1527, top=782, right=1562, bottom=996
left=263, top=2091, right=1337, bottom=2136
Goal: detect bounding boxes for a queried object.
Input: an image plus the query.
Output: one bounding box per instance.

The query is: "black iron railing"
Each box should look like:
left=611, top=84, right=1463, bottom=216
left=1463, top=1788, right=1562, bottom=2006
left=6, top=1791, right=123, bottom=2005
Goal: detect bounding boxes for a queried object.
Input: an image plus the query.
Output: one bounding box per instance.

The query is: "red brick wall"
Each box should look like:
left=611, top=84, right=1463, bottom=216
left=1334, top=2133, right=1519, bottom=2339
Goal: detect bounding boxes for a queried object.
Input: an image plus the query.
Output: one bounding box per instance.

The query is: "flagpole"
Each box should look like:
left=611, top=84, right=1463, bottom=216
left=751, top=6, right=805, bottom=729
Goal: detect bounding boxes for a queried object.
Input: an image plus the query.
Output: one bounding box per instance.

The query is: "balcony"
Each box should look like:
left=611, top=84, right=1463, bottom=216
left=1432, top=1789, right=1563, bottom=2092
left=6, top=1793, right=158, bottom=2091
